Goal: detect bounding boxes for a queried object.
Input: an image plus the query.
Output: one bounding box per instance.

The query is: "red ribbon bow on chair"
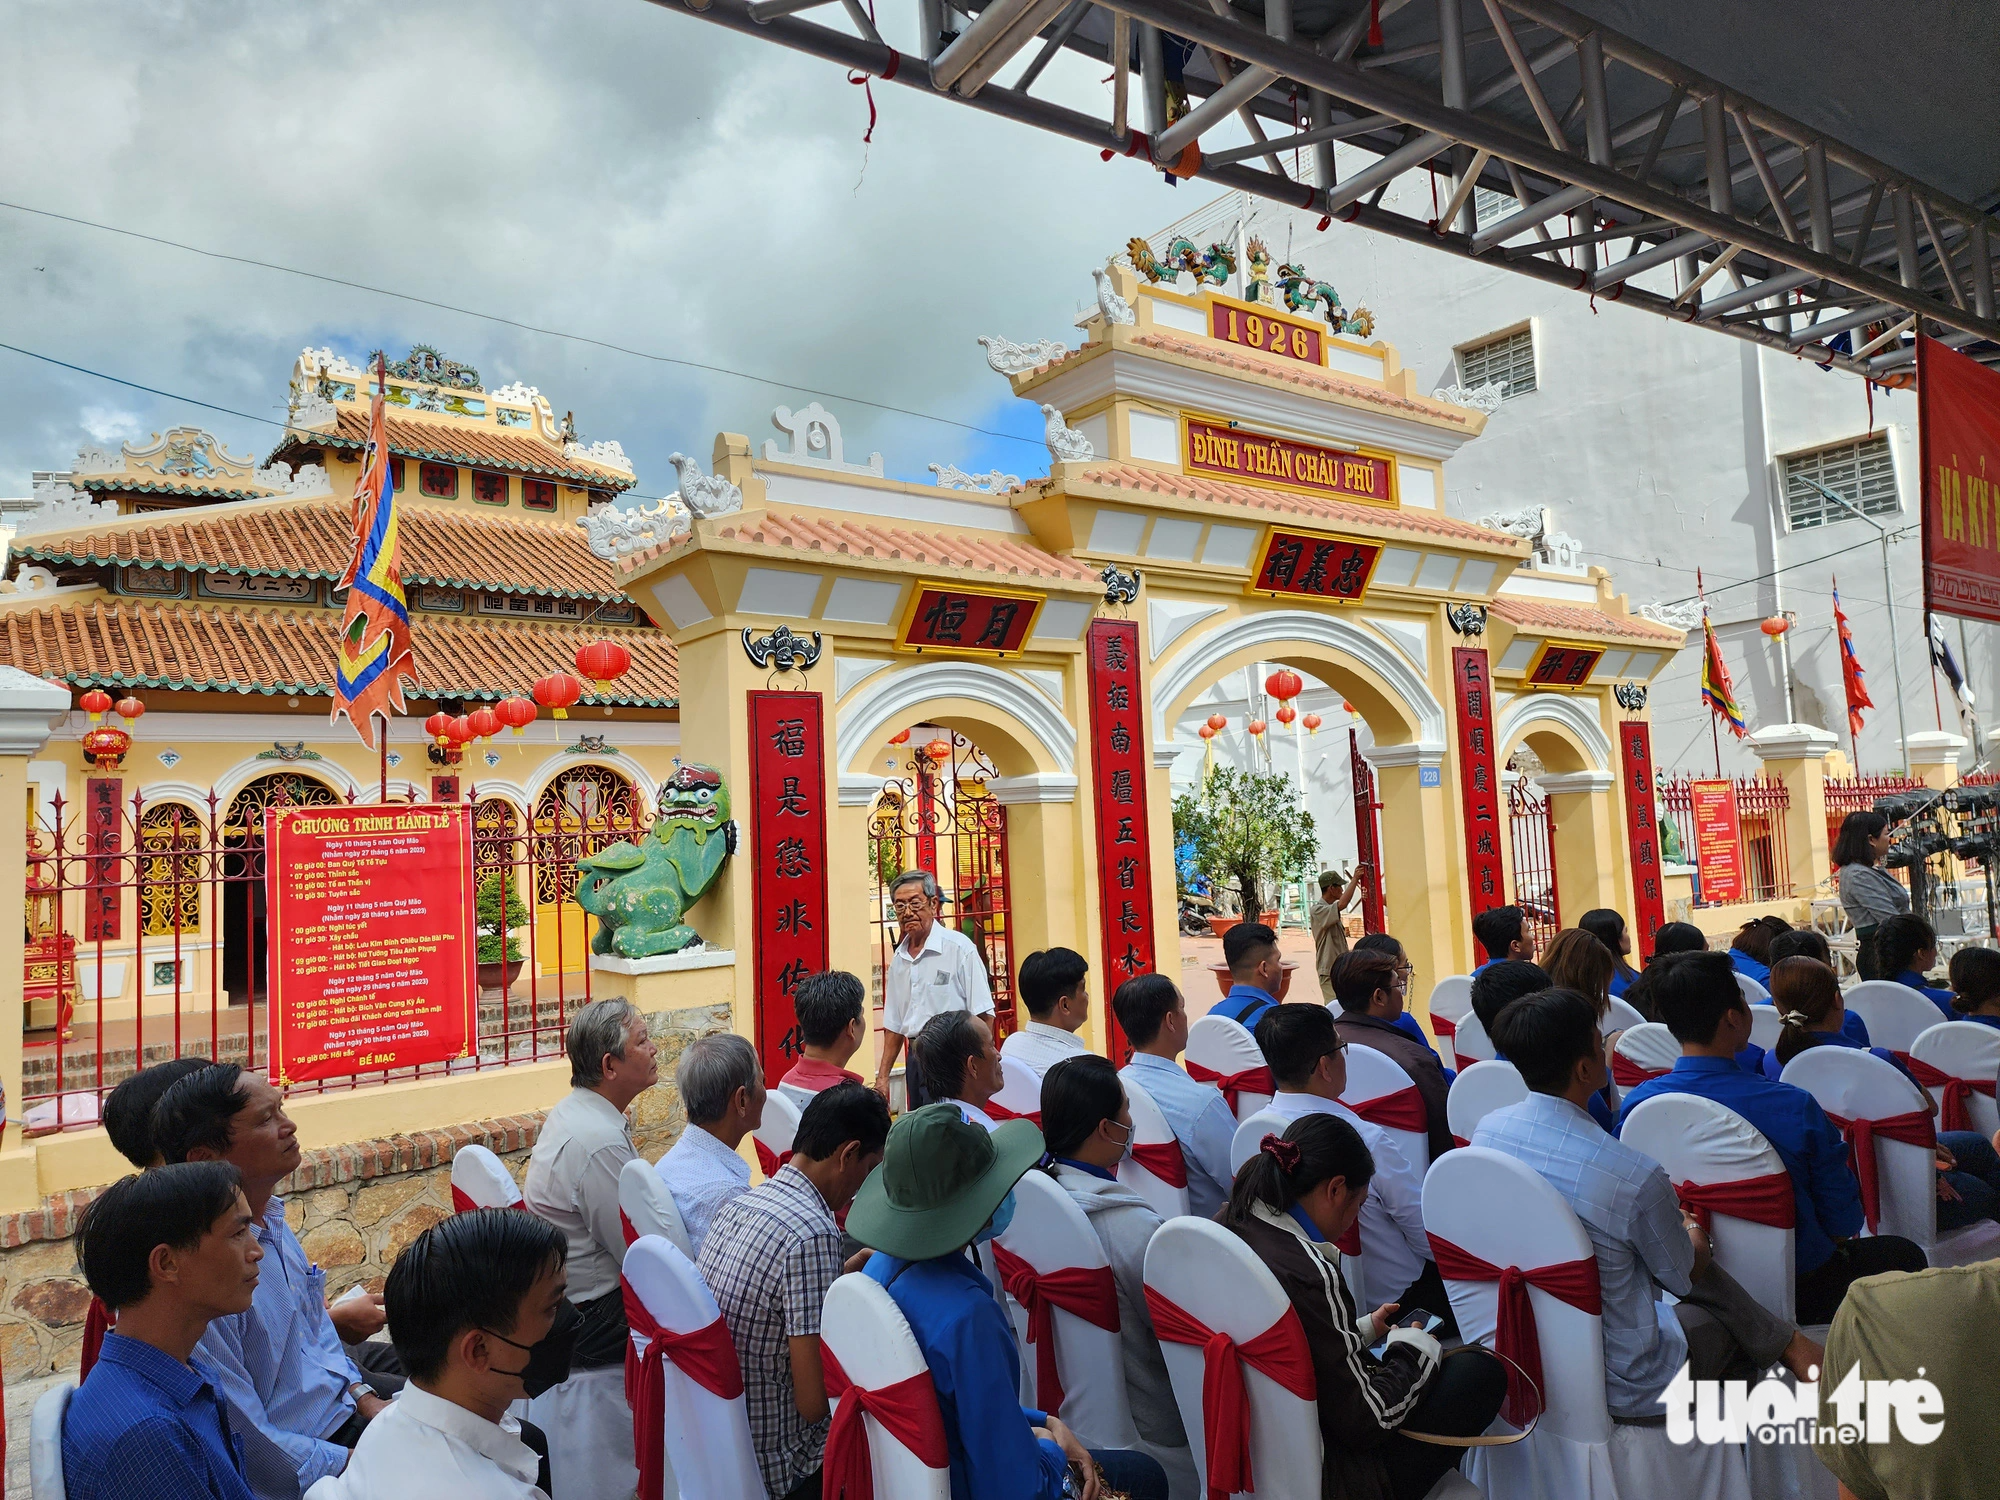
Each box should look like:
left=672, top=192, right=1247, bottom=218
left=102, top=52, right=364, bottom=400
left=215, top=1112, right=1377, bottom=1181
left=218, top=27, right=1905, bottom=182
left=1427, top=1234, right=1601, bottom=1427
left=1429, top=1014, right=1458, bottom=1041
left=1823, top=1107, right=1937, bottom=1232
left=1671, top=1173, right=1797, bottom=1235
left=621, top=1280, right=747, bottom=1500
left=1904, top=1058, right=1995, bottom=1134
left=449, top=1183, right=522, bottom=1213
left=1186, top=1060, right=1275, bottom=1114
left=821, top=1342, right=949, bottom=1499
left=1344, top=1086, right=1429, bottom=1135
left=1610, top=1054, right=1667, bottom=1089
left=80, top=1295, right=112, bottom=1380
left=754, top=1139, right=794, bottom=1178
left=989, top=1242, right=1119, bottom=1416
left=1144, top=1286, right=1317, bottom=1500
left=1129, top=1139, right=1188, bottom=1188
left=983, top=1100, right=1043, bottom=1127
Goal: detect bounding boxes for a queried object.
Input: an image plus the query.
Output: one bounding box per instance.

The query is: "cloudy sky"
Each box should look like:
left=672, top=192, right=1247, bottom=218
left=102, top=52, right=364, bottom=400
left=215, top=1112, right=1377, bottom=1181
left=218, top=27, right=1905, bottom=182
left=0, top=0, right=1205, bottom=498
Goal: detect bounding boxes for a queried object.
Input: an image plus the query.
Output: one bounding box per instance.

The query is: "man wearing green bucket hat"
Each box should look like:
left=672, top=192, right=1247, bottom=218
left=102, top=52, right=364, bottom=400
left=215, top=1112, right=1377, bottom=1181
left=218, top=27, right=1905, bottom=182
left=849, top=1104, right=1169, bottom=1500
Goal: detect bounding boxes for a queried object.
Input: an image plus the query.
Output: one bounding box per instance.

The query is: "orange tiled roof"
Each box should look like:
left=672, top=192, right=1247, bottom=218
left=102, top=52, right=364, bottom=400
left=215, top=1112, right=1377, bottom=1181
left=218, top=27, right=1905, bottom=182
left=269, top=408, right=636, bottom=489
left=17, top=497, right=631, bottom=602
left=1490, top=596, right=1684, bottom=645
left=0, top=601, right=677, bottom=704
left=79, top=475, right=269, bottom=501
left=703, top=510, right=1101, bottom=584
left=1128, top=332, right=1477, bottom=424
left=1070, top=465, right=1523, bottom=549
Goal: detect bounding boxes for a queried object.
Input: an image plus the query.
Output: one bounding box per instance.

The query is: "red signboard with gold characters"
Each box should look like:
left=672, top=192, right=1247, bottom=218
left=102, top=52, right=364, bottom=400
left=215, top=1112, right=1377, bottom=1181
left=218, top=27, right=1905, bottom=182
left=1249, top=529, right=1382, bottom=603
left=1206, top=292, right=1326, bottom=367
left=1617, top=720, right=1667, bottom=959
left=1524, top=640, right=1605, bottom=691
left=1450, top=649, right=1507, bottom=915
left=1183, top=415, right=1395, bottom=506
left=749, top=691, right=830, bottom=1087
left=897, top=583, right=1043, bottom=658
left=1919, top=334, right=2000, bottom=624
left=1086, top=618, right=1153, bottom=1060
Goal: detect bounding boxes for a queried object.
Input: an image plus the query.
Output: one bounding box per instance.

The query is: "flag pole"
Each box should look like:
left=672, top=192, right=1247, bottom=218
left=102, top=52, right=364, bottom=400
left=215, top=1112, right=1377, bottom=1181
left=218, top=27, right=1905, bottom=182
left=1699, top=569, right=1722, bottom=777
left=1926, top=613, right=1944, bottom=731
left=379, top=719, right=389, bottom=802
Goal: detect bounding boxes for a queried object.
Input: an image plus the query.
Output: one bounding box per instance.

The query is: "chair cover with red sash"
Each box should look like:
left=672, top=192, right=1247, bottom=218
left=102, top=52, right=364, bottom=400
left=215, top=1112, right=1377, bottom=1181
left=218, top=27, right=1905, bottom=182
left=1611, top=1023, right=1681, bottom=1091
left=1904, top=1056, right=1994, bottom=1134
left=1343, top=1086, right=1429, bottom=1134
left=1610, top=1055, right=1666, bottom=1088
left=1129, top=1140, right=1187, bottom=1186
left=753, top=1139, right=794, bottom=1177
left=1445, top=1060, right=1528, bottom=1159
left=1824, top=1106, right=1936, bottom=1233
left=1427, top=1233, right=1601, bottom=1426
left=1185, top=1059, right=1275, bottom=1116
left=821, top=1342, right=949, bottom=1500
left=1671, top=1174, right=1797, bottom=1234
left=982, top=1099, right=1043, bottom=1126
left=622, top=1276, right=747, bottom=1500
left=989, top=1240, right=1119, bottom=1415
left=448, top=1143, right=523, bottom=1213
left=1143, top=1285, right=1316, bottom=1500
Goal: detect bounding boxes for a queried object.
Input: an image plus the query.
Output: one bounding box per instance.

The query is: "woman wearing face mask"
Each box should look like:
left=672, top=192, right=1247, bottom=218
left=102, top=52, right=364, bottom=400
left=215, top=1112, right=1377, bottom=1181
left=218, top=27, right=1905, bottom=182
left=850, top=1103, right=1169, bottom=1500
left=1037, top=1056, right=1196, bottom=1499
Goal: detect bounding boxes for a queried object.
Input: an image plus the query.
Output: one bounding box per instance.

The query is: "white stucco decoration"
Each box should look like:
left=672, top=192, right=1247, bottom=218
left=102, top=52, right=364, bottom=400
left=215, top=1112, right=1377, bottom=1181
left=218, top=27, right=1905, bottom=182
left=763, top=402, right=884, bottom=476
left=255, top=461, right=333, bottom=497
left=1146, top=598, right=1225, bottom=661
left=1091, top=266, right=1136, bottom=325
left=668, top=453, right=744, bottom=518
left=1041, top=405, right=1095, bottom=462
left=564, top=438, right=634, bottom=475
left=1360, top=614, right=1430, bottom=674
left=1496, top=691, right=1613, bottom=771
left=1432, top=381, right=1507, bottom=414
left=577, top=496, right=691, bottom=560
left=835, top=656, right=892, bottom=700
left=978, top=336, right=1069, bottom=376
left=11, top=478, right=116, bottom=537
left=929, top=462, right=1020, bottom=493
left=1638, top=599, right=1704, bottom=630
left=836, top=659, right=1078, bottom=776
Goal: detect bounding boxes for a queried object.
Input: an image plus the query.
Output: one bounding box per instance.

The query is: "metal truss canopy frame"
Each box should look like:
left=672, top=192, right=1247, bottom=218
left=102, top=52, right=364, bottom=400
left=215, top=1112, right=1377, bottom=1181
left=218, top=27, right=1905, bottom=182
left=652, top=0, right=2000, bottom=379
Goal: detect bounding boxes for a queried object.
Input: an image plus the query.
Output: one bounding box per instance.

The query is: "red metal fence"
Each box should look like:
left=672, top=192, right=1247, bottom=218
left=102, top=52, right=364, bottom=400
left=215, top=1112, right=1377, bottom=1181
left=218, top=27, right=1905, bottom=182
left=1505, top=778, right=1560, bottom=950
left=1657, top=775, right=1795, bottom=904
left=22, top=767, right=649, bottom=1134
left=1823, top=775, right=1928, bottom=855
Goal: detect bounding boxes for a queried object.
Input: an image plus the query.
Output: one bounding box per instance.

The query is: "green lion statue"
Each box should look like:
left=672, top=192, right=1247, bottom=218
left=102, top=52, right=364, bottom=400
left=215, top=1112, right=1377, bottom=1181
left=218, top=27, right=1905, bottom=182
left=575, top=762, right=736, bottom=958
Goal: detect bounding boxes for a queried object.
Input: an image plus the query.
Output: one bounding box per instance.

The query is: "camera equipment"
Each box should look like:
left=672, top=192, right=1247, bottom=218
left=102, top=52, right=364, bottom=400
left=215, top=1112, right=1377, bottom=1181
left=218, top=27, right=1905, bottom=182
left=1885, top=830, right=1951, bottom=869
left=1946, top=785, right=2000, bottom=816
left=1874, top=791, right=1936, bottom=823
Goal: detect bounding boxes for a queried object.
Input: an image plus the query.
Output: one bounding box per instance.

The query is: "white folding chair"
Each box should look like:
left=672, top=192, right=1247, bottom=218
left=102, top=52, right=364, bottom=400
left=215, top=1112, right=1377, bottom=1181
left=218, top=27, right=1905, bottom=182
left=1611, top=1022, right=1681, bottom=1089
left=820, top=1273, right=949, bottom=1499
left=754, top=1088, right=802, bottom=1179
left=619, top=1155, right=695, bottom=1258
left=1228, top=1108, right=1292, bottom=1176
left=1339, top=1043, right=1431, bottom=1173
left=989, top=1053, right=1044, bottom=1125
left=31, top=1380, right=72, bottom=1500
left=1229, top=1107, right=1379, bottom=1306
left=1117, top=1073, right=1191, bottom=1219
left=449, top=1143, right=522, bottom=1212
left=1602, top=997, right=1646, bottom=1036
left=1424, top=1149, right=1749, bottom=1500
left=1735, top=971, right=1771, bottom=1005
left=1446, top=1059, right=1528, bottom=1148
left=994, top=1170, right=1136, bottom=1450
left=1426, top=974, right=1475, bottom=1047
left=1186, top=1014, right=1274, bottom=1122
left=1909, top=1019, right=2000, bottom=1137
left=1451, top=1011, right=1497, bottom=1072
left=620, top=1235, right=762, bottom=1499
left=1748, top=1005, right=1785, bottom=1053
left=1842, top=980, right=1948, bottom=1056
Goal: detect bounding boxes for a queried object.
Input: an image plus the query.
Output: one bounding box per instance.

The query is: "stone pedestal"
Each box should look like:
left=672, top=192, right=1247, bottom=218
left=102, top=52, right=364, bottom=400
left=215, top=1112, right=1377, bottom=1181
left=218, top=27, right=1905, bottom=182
left=1748, top=724, right=1840, bottom=896
left=1902, top=731, right=1968, bottom=789
left=588, top=947, right=738, bottom=1015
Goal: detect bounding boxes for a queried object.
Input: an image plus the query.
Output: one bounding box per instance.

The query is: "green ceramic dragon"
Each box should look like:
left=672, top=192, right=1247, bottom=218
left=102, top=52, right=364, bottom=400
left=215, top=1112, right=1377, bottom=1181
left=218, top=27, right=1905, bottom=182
left=575, top=762, right=736, bottom=958
left=1242, top=236, right=1377, bottom=338
left=1127, top=234, right=1238, bottom=288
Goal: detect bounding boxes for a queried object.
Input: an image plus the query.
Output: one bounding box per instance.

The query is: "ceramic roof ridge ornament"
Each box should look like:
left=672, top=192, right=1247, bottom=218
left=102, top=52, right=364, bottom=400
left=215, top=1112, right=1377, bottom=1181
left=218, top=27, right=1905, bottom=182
left=928, top=462, right=1020, bottom=494
left=668, top=453, right=744, bottom=518
left=577, top=495, right=692, bottom=561
left=1040, top=405, right=1094, bottom=463
left=1126, top=234, right=1236, bottom=288
left=1090, top=266, right=1135, bottom=326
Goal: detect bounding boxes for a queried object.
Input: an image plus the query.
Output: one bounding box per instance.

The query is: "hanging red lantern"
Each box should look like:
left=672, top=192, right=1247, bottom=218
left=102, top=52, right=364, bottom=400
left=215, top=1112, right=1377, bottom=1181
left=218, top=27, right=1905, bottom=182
left=1760, top=616, right=1788, bottom=637
left=1205, top=712, right=1228, bottom=733
left=574, top=640, right=632, bottom=693
left=467, top=705, right=503, bottom=741
left=496, top=696, right=538, bottom=736
left=113, top=695, right=145, bottom=724
left=1247, top=719, right=1267, bottom=737
left=1265, top=669, right=1304, bottom=703
left=424, top=711, right=456, bottom=745
left=925, top=738, right=953, bottom=763
left=1275, top=704, right=1297, bottom=727
left=1340, top=700, right=1357, bottom=714
left=1302, top=712, right=1323, bottom=735
left=79, top=689, right=113, bottom=724
left=448, top=715, right=474, bottom=745
left=80, top=725, right=131, bottom=769
left=1197, top=724, right=1217, bottom=741
left=888, top=728, right=912, bottom=745
left=533, top=672, right=584, bottom=720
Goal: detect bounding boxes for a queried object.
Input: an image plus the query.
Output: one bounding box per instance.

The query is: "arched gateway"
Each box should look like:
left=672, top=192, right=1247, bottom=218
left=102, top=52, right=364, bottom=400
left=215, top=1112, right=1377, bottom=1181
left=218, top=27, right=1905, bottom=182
left=607, top=265, right=1684, bottom=1070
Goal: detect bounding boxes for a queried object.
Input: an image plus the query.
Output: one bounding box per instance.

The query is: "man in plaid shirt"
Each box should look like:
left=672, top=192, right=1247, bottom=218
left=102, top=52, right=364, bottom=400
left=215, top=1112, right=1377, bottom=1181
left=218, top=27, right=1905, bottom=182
left=696, top=1082, right=890, bottom=1499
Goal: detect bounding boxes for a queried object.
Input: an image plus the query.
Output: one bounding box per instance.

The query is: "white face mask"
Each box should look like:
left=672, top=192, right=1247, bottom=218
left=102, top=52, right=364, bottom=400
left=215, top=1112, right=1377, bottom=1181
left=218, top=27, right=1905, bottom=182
left=1104, top=1118, right=1134, bottom=1161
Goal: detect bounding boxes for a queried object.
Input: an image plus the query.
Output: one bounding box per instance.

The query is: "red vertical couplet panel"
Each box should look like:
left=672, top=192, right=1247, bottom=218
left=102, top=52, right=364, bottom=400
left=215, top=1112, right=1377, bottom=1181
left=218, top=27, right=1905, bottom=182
left=749, top=691, right=831, bottom=1087
left=1617, top=721, right=1668, bottom=957
left=1087, top=619, right=1153, bottom=1060
left=1348, top=729, right=1386, bottom=933
left=1689, top=779, right=1747, bottom=904
left=84, top=778, right=121, bottom=942
left=1450, top=649, right=1506, bottom=916
left=265, top=805, right=476, bottom=1084
left=1919, top=334, right=2000, bottom=624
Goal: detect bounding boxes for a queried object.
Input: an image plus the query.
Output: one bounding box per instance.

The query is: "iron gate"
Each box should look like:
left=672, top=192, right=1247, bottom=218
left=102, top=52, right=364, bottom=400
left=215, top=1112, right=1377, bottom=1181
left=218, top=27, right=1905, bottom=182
left=1348, top=728, right=1386, bottom=933
left=1507, top=778, right=1560, bottom=951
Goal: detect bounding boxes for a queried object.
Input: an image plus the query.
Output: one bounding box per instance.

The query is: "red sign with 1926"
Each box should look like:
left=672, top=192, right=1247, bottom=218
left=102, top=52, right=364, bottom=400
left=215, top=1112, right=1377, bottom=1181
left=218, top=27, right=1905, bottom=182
left=898, top=584, right=1042, bottom=657
left=1249, top=529, right=1383, bottom=603
left=1206, top=294, right=1325, bottom=366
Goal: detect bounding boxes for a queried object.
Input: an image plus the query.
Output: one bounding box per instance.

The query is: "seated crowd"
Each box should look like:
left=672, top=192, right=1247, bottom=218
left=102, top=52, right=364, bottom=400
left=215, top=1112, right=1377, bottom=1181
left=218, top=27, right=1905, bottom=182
left=61, top=887, right=2000, bottom=1500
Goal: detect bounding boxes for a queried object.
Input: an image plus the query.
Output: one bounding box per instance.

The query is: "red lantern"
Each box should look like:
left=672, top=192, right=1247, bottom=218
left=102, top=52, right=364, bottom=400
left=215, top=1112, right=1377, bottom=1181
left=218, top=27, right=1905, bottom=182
left=1340, top=700, right=1356, bottom=714
left=81, top=725, right=131, bottom=769
left=1247, top=719, right=1267, bottom=737
left=925, top=738, right=953, bottom=763
left=1265, top=669, right=1304, bottom=703
left=496, top=696, right=538, bottom=736
left=1302, top=712, right=1323, bottom=735
left=1275, top=704, right=1297, bottom=726
left=574, top=640, right=632, bottom=693
left=1206, top=713, right=1227, bottom=732
left=1197, top=724, right=1217, bottom=741
left=1761, top=616, right=1788, bottom=637
left=888, top=728, right=912, bottom=745
left=424, top=711, right=455, bottom=745
left=467, top=705, right=502, bottom=741
left=448, top=715, right=474, bottom=745
left=79, top=688, right=113, bottom=724
left=533, top=672, right=584, bottom=721
left=114, top=695, right=145, bottom=724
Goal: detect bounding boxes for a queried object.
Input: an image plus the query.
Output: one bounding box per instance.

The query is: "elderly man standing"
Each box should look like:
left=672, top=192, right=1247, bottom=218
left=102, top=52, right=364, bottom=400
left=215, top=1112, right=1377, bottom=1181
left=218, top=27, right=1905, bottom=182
left=658, top=1033, right=767, bottom=1255
left=523, top=997, right=658, bottom=1500
left=873, top=869, right=994, bottom=1100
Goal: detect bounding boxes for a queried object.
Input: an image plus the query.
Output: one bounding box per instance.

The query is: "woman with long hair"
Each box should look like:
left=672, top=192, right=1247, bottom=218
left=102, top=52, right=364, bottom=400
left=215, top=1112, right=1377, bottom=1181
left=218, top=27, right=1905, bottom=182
left=1539, top=929, right=1622, bottom=1128
left=1832, top=810, right=1908, bottom=979
left=1037, top=1056, right=1195, bottom=1496
left=1220, top=1115, right=1505, bottom=1500
left=1577, top=908, right=1642, bottom=996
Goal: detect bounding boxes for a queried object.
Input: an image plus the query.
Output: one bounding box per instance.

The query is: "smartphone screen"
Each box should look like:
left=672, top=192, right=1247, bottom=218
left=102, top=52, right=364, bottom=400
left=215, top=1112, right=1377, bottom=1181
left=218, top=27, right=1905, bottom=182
left=1369, top=1309, right=1443, bottom=1358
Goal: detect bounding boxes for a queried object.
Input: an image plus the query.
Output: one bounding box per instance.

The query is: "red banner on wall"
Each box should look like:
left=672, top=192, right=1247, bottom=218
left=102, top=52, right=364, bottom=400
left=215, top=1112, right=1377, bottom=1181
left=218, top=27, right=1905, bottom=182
left=1450, top=649, right=1506, bottom=915
left=1689, top=779, right=1746, bottom=905
left=266, top=805, right=475, bottom=1085
left=1183, top=416, right=1395, bottom=506
left=84, top=777, right=121, bottom=942
left=1920, top=334, right=2000, bottom=624
left=1087, top=619, right=1154, bottom=1060
left=750, top=691, right=830, bottom=1086
left=1616, top=721, right=1667, bottom=958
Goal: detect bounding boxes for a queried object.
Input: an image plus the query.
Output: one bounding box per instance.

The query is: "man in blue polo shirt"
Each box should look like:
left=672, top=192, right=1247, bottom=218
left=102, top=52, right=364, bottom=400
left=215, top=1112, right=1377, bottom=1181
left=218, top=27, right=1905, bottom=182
left=1213, top=921, right=1286, bottom=1030
left=1616, top=951, right=1928, bottom=1324
left=1471, top=906, right=1534, bottom=972
left=64, top=1162, right=267, bottom=1500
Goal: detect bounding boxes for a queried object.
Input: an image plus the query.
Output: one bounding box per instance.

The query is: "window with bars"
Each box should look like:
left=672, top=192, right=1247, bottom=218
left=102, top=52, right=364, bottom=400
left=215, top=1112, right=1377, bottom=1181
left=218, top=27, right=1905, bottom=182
left=1473, top=187, right=1516, bottom=230
left=1457, top=326, right=1536, bottom=399
left=1783, top=435, right=1899, bottom=530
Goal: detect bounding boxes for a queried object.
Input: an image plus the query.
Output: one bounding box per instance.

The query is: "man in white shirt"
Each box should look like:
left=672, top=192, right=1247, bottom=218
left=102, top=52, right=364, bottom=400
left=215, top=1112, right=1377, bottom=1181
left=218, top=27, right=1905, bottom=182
left=1001, top=947, right=1092, bottom=1077
left=522, top=998, right=657, bottom=1500
left=874, top=870, right=994, bottom=1097
left=909, top=1011, right=1005, bottom=1130
left=656, top=1033, right=766, bottom=1254
left=1255, top=1004, right=1451, bottom=1331
left=308, top=1209, right=571, bottom=1500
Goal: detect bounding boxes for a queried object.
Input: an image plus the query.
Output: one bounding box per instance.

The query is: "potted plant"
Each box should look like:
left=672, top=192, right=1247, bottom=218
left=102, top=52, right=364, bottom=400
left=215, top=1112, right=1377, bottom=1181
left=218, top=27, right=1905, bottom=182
left=1172, top=766, right=1318, bottom=940
left=476, top=869, right=530, bottom=994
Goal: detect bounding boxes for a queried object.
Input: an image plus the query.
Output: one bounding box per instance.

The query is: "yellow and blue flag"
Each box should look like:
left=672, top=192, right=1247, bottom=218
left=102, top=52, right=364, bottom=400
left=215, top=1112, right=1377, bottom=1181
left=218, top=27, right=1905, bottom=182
left=331, top=360, right=416, bottom=750
left=1698, top=570, right=1745, bottom=739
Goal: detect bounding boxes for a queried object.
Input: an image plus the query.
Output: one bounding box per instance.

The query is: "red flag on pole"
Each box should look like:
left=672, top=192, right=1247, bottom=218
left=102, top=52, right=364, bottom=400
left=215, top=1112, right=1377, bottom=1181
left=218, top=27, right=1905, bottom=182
left=1834, top=577, right=1874, bottom=738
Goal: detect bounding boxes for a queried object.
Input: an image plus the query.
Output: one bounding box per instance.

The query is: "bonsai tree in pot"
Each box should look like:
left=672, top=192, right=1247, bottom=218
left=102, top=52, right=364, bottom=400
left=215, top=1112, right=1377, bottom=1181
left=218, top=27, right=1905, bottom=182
left=476, top=869, right=531, bottom=991
left=1173, top=765, right=1318, bottom=929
